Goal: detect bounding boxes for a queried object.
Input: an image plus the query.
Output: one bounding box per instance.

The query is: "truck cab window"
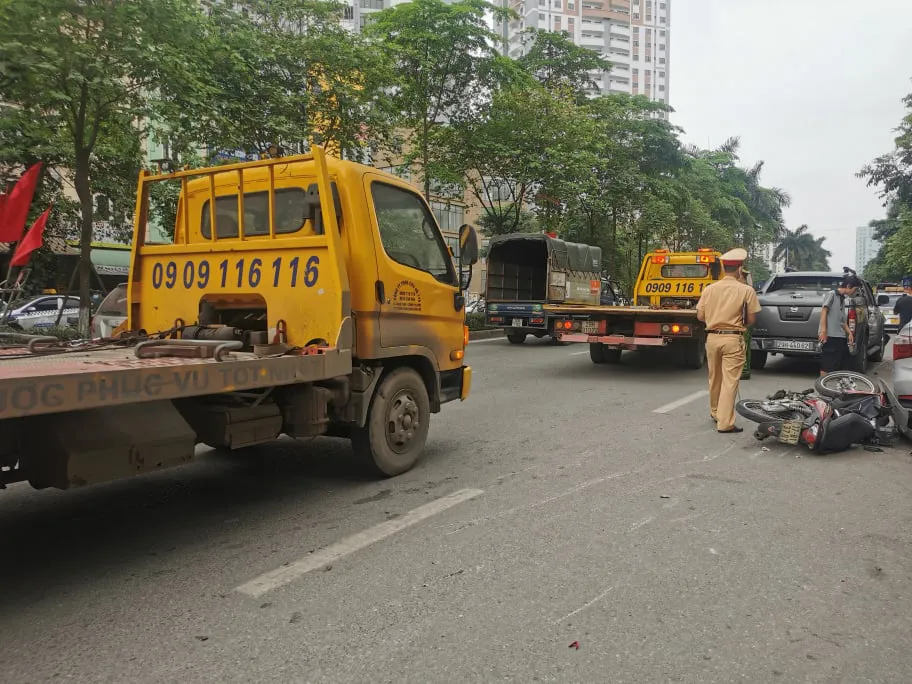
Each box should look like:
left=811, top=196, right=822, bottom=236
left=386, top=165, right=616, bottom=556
left=200, top=187, right=312, bottom=239
left=371, top=182, right=457, bottom=285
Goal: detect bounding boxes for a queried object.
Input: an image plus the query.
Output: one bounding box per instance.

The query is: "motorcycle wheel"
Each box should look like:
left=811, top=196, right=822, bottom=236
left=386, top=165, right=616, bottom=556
left=814, top=371, right=877, bottom=398
left=735, top=400, right=806, bottom=424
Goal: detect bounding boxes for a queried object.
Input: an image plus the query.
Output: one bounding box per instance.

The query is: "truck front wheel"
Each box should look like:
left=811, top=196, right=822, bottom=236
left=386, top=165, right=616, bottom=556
left=352, top=367, right=430, bottom=477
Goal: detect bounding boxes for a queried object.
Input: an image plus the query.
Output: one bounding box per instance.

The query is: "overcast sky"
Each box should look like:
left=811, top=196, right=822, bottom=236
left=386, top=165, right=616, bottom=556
left=670, top=0, right=912, bottom=271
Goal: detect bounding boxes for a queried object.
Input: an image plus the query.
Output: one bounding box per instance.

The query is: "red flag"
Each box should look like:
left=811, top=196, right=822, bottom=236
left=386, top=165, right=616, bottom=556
left=0, top=163, right=43, bottom=244
left=11, top=205, right=52, bottom=267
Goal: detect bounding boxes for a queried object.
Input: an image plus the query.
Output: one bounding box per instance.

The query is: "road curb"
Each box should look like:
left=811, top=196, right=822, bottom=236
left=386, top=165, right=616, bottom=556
left=469, top=328, right=505, bottom=342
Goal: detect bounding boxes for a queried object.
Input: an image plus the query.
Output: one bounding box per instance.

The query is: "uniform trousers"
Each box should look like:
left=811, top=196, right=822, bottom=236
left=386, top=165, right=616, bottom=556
left=706, top=333, right=746, bottom=431
left=741, top=328, right=752, bottom=379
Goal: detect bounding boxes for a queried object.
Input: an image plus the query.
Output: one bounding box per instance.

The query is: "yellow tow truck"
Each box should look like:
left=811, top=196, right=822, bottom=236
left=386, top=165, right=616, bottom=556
left=548, top=248, right=723, bottom=368
left=0, top=146, right=479, bottom=491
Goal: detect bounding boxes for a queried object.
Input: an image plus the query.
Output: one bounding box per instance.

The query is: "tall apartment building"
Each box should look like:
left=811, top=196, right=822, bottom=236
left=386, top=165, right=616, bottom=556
left=855, top=225, right=881, bottom=274
left=497, top=0, right=670, bottom=103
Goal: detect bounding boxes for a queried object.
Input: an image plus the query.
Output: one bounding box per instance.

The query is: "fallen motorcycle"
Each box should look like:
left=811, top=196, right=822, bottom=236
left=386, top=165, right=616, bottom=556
left=735, top=371, right=911, bottom=454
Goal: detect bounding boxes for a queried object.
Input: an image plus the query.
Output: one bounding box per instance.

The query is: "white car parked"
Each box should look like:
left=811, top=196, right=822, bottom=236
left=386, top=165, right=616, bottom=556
left=3, top=295, right=79, bottom=332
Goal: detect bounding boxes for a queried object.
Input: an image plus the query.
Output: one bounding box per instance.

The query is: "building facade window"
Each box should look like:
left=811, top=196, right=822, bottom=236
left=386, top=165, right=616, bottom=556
left=429, top=200, right=465, bottom=234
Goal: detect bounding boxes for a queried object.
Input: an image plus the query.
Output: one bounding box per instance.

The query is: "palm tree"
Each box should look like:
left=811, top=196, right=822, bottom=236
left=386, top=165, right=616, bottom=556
left=774, top=224, right=809, bottom=269
left=774, top=225, right=831, bottom=270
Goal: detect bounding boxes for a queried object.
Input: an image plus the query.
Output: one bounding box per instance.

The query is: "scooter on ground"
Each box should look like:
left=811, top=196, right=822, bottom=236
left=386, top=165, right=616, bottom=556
left=735, top=371, right=911, bottom=454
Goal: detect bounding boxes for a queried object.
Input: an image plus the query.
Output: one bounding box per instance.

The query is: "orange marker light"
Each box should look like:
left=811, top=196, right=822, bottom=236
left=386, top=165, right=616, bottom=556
left=463, top=325, right=470, bottom=347
left=671, top=324, right=681, bottom=334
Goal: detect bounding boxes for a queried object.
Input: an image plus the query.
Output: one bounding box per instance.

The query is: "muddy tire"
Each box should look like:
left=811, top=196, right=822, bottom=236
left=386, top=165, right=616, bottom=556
left=352, top=367, right=430, bottom=477
left=590, top=343, right=620, bottom=364
left=852, top=333, right=869, bottom=373
left=868, top=337, right=885, bottom=362
left=814, top=370, right=877, bottom=398
left=678, top=339, right=706, bottom=369
left=735, top=400, right=804, bottom=424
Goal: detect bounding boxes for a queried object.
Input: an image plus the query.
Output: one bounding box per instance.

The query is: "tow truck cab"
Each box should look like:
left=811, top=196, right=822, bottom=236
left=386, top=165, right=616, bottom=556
left=633, top=249, right=722, bottom=308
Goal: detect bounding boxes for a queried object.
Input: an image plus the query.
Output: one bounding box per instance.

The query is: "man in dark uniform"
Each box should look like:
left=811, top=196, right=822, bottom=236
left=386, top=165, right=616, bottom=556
left=895, top=276, right=912, bottom=331
left=696, top=248, right=762, bottom=433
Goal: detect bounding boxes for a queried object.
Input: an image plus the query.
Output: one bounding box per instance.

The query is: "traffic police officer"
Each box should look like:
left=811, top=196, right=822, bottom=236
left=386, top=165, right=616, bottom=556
left=696, top=248, right=762, bottom=433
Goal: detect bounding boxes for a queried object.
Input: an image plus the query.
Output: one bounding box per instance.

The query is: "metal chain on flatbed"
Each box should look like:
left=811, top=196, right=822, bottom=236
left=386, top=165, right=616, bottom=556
left=0, top=327, right=179, bottom=360
left=0, top=329, right=331, bottom=362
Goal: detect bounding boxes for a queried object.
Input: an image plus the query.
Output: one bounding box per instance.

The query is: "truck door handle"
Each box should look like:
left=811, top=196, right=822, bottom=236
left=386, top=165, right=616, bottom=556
left=375, top=280, right=385, bottom=304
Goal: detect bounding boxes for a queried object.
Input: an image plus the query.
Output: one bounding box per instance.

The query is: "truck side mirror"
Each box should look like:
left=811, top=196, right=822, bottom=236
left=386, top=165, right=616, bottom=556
left=877, top=294, right=889, bottom=306
left=458, top=224, right=479, bottom=266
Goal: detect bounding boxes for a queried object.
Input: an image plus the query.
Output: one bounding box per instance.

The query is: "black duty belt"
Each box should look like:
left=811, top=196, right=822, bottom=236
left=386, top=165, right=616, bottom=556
left=707, top=330, right=743, bottom=335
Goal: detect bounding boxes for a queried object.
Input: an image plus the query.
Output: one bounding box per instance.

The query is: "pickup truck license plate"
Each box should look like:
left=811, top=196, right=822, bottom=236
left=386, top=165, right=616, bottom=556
left=775, top=340, right=814, bottom=351
left=779, top=420, right=803, bottom=445
left=512, top=318, right=523, bottom=328
left=581, top=321, right=599, bottom=334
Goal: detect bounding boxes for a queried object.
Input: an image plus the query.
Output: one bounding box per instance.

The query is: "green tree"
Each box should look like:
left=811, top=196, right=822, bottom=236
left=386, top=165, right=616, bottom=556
left=859, top=85, right=912, bottom=280
left=366, top=0, right=509, bottom=199
left=562, top=94, right=681, bottom=279
left=773, top=224, right=831, bottom=271
left=0, top=0, right=203, bottom=333
left=447, top=82, right=596, bottom=237
left=858, top=88, right=912, bottom=209
left=515, top=29, right=610, bottom=99
left=160, top=0, right=392, bottom=162
left=862, top=200, right=905, bottom=282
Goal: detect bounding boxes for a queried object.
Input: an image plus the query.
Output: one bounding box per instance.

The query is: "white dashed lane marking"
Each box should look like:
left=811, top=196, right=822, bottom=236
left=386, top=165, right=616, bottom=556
left=236, top=488, right=484, bottom=597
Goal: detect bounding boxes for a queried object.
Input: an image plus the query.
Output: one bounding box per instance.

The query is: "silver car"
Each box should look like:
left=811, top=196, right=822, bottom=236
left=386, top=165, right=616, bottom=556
left=91, top=283, right=128, bottom=338
left=894, top=321, right=912, bottom=409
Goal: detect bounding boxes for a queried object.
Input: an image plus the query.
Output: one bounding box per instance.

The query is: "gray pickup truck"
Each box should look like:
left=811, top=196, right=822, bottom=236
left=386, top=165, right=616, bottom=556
left=751, top=271, right=887, bottom=373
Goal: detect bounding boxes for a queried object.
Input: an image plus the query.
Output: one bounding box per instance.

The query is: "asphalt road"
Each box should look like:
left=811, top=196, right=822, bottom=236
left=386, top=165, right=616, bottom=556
left=0, top=340, right=910, bottom=683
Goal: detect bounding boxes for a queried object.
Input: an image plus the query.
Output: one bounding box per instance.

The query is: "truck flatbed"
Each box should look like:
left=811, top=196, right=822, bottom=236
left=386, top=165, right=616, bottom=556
left=544, top=304, right=699, bottom=317
left=0, top=343, right=352, bottom=420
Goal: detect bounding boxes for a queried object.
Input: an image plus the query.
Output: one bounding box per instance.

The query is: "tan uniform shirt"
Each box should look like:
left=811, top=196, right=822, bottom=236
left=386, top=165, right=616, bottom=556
left=696, top=275, right=762, bottom=332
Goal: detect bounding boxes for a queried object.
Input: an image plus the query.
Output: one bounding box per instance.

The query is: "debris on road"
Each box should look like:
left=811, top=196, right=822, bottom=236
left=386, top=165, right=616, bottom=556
left=569, top=641, right=580, bottom=650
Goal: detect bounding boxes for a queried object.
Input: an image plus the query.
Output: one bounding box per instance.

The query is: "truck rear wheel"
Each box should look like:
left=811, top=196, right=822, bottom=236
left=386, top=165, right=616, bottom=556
left=590, top=343, right=621, bottom=364
left=507, top=332, right=527, bottom=344
left=352, top=367, right=430, bottom=477
left=678, top=339, right=706, bottom=369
